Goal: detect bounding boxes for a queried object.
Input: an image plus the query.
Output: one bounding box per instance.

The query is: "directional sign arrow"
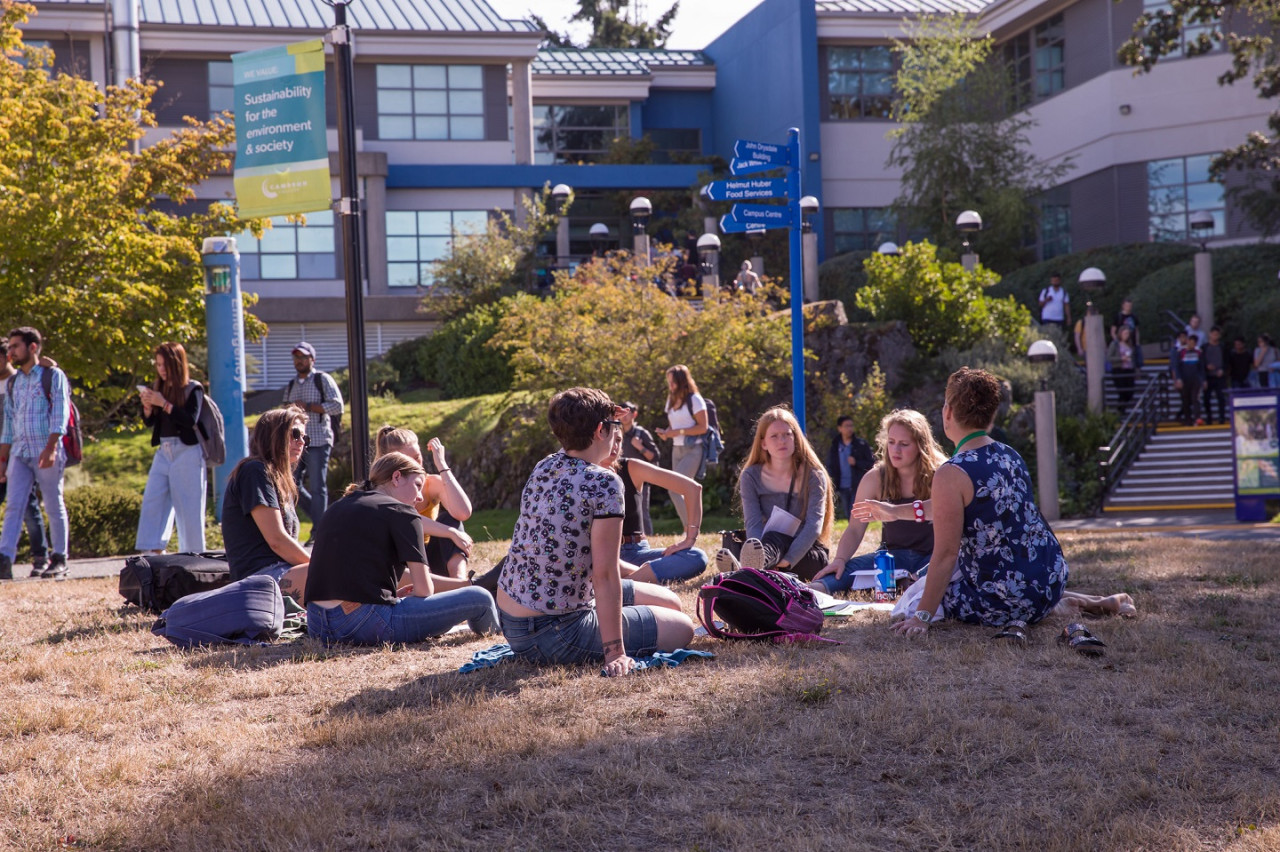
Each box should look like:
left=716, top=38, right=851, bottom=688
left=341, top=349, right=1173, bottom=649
left=720, top=216, right=779, bottom=234
left=702, top=177, right=789, bottom=202
left=730, top=203, right=795, bottom=228
left=733, top=138, right=791, bottom=166
left=729, top=157, right=779, bottom=176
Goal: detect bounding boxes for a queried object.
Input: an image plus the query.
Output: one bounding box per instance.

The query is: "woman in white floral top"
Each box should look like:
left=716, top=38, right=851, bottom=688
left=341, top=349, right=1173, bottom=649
left=497, top=387, right=694, bottom=676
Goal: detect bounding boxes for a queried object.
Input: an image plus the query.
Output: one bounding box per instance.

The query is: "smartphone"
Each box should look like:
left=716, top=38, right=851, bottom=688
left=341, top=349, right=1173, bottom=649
left=136, top=385, right=148, bottom=394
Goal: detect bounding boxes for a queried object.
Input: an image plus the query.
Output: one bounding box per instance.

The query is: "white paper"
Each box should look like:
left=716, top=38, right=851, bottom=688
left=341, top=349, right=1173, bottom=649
left=763, top=504, right=802, bottom=538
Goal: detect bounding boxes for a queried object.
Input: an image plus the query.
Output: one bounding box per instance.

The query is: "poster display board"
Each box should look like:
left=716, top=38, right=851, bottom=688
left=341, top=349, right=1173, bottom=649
left=1230, top=390, right=1280, bottom=521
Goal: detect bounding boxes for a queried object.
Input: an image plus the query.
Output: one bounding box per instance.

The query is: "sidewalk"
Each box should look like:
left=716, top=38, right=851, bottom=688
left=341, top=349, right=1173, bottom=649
left=1051, top=510, right=1280, bottom=541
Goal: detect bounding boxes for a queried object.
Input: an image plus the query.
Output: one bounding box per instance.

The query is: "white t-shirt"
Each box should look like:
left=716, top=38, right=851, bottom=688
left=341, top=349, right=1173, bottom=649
left=1040, top=285, right=1069, bottom=322
left=665, top=393, right=706, bottom=446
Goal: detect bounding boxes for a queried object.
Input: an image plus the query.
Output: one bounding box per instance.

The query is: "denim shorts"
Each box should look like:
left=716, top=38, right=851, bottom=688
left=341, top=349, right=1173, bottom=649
left=499, top=580, right=659, bottom=665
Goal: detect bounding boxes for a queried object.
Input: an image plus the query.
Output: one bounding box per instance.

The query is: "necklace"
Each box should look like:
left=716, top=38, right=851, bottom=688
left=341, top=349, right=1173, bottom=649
left=953, top=430, right=987, bottom=456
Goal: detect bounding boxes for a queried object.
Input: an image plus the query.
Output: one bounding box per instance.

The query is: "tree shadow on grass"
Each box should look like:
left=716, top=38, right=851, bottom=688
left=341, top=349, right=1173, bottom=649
left=41, top=607, right=157, bottom=645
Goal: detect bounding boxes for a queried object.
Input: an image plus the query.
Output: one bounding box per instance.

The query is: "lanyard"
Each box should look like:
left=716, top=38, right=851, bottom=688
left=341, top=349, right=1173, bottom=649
left=953, top=430, right=987, bottom=456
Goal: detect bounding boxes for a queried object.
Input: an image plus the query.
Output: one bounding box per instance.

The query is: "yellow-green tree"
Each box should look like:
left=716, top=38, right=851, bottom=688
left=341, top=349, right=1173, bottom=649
left=0, top=1, right=262, bottom=425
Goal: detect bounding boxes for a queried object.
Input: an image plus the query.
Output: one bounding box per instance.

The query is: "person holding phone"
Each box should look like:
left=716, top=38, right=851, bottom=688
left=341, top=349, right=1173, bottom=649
left=136, top=343, right=207, bottom=554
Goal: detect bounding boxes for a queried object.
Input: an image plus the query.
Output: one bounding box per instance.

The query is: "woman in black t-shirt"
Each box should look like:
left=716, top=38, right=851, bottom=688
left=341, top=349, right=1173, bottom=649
left=221, top=407, right=311, bottom=590
left=304, top=452, right=498, bottom=645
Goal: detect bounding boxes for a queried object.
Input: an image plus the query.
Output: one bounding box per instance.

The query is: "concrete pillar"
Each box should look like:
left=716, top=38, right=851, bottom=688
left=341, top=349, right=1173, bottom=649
left=802, top=230, right=819, bottom=302
left=1194, top=251, right=1214, bottom=328
left=510, top=60, right=534, bottom=228
left=633, top=233, right=650, bottom=267
left=1034, top=389, right=1060, bottom=521
left=751, top=254, right=765, bottom=279
left=1085, top=308, right=1106, bottom=413
left=110, top=0, right=140, bottom=87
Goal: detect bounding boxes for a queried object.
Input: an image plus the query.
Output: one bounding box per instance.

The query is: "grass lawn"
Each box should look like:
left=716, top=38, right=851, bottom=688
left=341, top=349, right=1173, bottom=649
left=2, top=531, right=1278, bottom=850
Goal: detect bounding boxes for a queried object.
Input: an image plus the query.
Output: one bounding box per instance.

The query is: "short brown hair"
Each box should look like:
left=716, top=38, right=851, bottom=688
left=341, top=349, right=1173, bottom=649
left=945, top=367, right=1003, bottom=431
left=548, top=387, right=616, bottom=451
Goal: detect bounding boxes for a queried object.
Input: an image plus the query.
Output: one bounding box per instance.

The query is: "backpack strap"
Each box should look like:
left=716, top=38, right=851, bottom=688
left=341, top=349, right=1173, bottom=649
left=314, top=371, right=330, bottom=404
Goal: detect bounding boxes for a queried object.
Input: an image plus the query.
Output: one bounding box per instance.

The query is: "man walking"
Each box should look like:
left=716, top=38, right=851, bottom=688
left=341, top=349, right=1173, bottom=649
left=0, top=340, right=50, bottom=576
left=281, top=342, right=344, bottom=532
left=0, top=327, right=70, bottom=580
left=619, top=401, right=659, bottom=535
left=1038, top=273, right=1071, bottom=330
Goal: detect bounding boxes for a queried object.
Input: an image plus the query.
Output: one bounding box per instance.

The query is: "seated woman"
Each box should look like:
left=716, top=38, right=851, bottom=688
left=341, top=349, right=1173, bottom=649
left=304, top=452, right=498, bottom=644
left=373, top=426, right=474, bottom=579
left=720, top=407, right=834, bottom=582
left=498, top=387, right=695, bottom=676
left=809, top=409, right=944, bottom=595
left=891, top=367, right=1068, bottom=640
left=607, top=430, right=708, bottom=585
left=221, top=407, right=311, bottom=599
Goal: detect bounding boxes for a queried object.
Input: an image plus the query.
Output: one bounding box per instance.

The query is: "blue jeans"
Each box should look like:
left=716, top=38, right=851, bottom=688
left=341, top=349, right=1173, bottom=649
left=307, top=586, right=499, bottom=645
left=0, top=481, right=47, bottom=559
left=499, top=580, right=659, bottom=665
left=815, top=549, right=932, bottom=594
left=294, top=443, right=332, bottom=527
left=0, top=449, right=67, bottom=560
left=135, top=438, right=207, bottom=552
left=835, top=487, right=855, bottom=519
left=621, top=540, right=707, bottom=584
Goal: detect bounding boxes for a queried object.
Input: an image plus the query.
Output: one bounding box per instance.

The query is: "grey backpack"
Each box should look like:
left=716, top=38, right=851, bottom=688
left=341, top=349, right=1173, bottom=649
left=186, top=382, right=227, bottom=467
left=151, top=575, right=284, bottom=649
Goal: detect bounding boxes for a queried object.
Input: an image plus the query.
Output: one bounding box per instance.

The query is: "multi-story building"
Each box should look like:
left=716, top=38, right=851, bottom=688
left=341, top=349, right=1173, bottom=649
left=18, top=0, right=1273, bottom=382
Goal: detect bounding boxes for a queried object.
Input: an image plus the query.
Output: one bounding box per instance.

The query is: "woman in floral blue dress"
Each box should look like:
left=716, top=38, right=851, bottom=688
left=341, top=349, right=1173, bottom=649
left=891, top=367, right=1068, bottom=639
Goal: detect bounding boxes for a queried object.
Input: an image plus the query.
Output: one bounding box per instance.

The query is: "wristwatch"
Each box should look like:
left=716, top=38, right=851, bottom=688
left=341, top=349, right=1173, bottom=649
left=912, top=610, right=933, bottom=624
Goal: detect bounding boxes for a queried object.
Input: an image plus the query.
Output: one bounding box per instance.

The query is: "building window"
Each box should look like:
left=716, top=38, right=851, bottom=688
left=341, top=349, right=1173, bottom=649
left=236, top=211, right=336, bottom=280
left=386, top=210, right=489, bottom=288
left=1141, top=0, right=1219, bottom=57
left=376, top=64, right=485, bottom=140
left=1148, top=154, right=1225, bottom=241
left=831, top=207, right=896, bottom=254
left=209, top=61, right=233, bottom=118
left=1003, top=14, right=1065, bottom=108
left=647, top=128, right=702, bottom=163
left=533, top=105, right=629, bottom=164
left=1040, top=204, right=1072, bottom=260
left=826, top=46, right=895, bottom=119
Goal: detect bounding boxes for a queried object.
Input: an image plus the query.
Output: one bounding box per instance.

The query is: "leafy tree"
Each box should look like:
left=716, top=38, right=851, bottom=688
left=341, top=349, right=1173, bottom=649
left=426, top=185, right=565, bottom=321
left=535, top=1, right=678, bottom=49
left=1120, top=0, right=1280, bottom=235
left=0, top=1, right=264, bottom=427
left=856, top=241, right=1031, bottom=356
left=888, top=15, right=1073, bottom=272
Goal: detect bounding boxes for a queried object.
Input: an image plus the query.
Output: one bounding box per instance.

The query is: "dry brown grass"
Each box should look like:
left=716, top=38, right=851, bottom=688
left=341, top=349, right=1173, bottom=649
left=1, top=532, right=1279, bottom=851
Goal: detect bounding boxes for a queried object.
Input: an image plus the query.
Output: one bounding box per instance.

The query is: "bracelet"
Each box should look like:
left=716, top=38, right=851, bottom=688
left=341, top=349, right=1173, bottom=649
left=912, top=500, right=925, bottom=522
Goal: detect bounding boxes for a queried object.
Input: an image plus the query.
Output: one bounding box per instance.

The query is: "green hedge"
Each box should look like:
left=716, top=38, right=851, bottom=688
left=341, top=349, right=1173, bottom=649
left=65, top=485, right=142, bottom=558
left=816, top=250, right=875, bottom=320
left=385, top=303, right=514, bottom=400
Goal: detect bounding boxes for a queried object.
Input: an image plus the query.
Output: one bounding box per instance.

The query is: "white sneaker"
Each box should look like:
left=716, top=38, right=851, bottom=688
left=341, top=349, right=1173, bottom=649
left=714, top=548, right=740, bottom=574
left=740, top=538, right=766, bottom=571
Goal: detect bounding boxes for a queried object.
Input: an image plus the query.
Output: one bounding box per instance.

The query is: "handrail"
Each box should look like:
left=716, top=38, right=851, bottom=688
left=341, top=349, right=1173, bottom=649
left=1098, top=370, right=1169, bottom=494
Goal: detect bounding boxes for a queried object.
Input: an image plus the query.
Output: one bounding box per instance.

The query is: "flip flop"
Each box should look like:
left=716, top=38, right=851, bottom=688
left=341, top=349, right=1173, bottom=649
left=992, top=620, right=1028, bottom=647
left=1059, top=622, right=1106, bottom=656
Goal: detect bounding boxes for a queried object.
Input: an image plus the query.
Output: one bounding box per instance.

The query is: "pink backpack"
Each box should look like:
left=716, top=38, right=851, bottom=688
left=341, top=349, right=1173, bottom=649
left=697, top=567, right=831, bottom=643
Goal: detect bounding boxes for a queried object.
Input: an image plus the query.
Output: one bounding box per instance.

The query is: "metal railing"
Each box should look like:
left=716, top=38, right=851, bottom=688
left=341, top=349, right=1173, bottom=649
left=1098, top=370, right=1170, bottom=493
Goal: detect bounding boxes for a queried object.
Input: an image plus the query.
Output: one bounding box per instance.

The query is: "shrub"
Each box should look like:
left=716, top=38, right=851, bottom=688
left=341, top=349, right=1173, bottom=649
left=65, top=485, right=143, bottom=558
left=816, top=250, right=875, bottom=320
left=857, top=241, right=1031, bottom=356
left=419, top=301, right=516, bottom=399
left=806, top=362, right=891, bottom=452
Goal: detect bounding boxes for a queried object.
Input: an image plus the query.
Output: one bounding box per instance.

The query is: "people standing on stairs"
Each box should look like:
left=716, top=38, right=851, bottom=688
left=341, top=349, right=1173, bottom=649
left=1107, top=326, right=1138, bottom=409
left=1202, top=327, right=1227, bottom=426
left=1172, top=331, right=1206, bottom=426
left=1228, top=337, right=1254, bottom=390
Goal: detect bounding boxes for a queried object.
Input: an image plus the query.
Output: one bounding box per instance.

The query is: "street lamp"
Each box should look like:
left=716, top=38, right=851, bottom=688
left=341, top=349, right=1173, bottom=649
left=696, top=232, right=721, bottom=296
left=589, top=222, right=609, bottom=257
left=747, top=225, right=765, bottom=279
left=956, top=209, right=982, bottom=270
left=551, top=183, right=573, bottom=265
left=1190, top=209, right=1215, bottom=327
left=630, top=196, right=652, bottom=267
left=1078, top=266, right=1107, bottom=413
left=877, top=241, right=900, bottom=256
left=800, top=195, right=820, bottom=302
left=1027, top=339, right=1060, bottom=521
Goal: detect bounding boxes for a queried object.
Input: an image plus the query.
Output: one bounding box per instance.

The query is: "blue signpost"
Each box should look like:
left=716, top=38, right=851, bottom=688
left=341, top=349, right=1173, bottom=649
left=201, top=237, right=249, bottom=518
left=709, top=128, right=807, bottom=429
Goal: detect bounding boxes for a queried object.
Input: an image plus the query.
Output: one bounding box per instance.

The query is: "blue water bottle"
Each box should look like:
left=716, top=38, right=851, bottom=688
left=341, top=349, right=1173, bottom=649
left=874, top=547, right=897, bottom=601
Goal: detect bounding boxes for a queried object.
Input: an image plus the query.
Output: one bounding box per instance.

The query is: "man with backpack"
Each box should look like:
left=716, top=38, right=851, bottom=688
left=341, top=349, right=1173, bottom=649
left=281, top=342, right=344, bottom=533
left=0, top=327, right=71, bottom=580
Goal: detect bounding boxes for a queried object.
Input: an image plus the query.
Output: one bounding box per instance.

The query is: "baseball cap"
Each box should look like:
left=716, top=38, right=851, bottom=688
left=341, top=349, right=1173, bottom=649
left=292, top=342, right=316, bottom=358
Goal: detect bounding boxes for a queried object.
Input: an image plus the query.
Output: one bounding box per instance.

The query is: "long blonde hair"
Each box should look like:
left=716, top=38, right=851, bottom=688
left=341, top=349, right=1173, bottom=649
left=343, top=451, right=426, bottom=497
left=739, top=407, right=834, bottom=544
left=874, top=409, right=946, bottom=501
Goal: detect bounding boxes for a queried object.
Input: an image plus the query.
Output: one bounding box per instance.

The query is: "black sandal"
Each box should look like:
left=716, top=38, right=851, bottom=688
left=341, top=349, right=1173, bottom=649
left=992, top=620, right=1028, bottom=647
left=1058, top=622, right=1106, bottom=656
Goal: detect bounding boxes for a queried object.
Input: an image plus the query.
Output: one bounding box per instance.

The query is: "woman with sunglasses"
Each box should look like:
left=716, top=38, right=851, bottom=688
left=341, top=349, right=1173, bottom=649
left=221, top=407, right=311, bottom=595
left=305, top=451, right=498, bottom=645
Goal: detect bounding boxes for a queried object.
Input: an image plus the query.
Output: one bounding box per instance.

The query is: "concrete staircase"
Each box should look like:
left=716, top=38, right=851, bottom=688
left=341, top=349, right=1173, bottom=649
left=1103, top=423, right=1234, bottom=512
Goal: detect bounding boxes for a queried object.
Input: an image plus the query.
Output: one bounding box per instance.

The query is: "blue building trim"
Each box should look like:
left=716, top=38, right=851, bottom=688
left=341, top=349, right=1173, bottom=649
left=387, top=163, right=708, bottom=190
left=630, top=101, right=645, bottom=139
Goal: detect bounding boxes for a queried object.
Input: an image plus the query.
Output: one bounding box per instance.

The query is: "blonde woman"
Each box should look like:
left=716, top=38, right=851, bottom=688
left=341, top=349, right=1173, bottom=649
left=373, top=425, right=473, bottom=579
left=654, top=364, right=707, bottom=526
left=810, top=409, right=945, bottom=595
left=305, top=452, right=498, bottom=645
left=721, top=407, right=834, bottom=582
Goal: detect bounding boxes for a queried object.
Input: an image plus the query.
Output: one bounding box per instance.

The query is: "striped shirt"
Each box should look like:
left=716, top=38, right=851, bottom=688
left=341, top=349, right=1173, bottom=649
left=1, top=365, right=70, bottom=460
left=282, top=369, right=343, bottom=448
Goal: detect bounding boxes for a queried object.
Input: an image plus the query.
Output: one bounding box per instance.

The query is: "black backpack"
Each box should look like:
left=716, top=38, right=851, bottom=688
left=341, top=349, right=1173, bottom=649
left=119, top=551, right=231, bottom=614
left=697, top=567, right=829, bottom=642
left=286, top=372, right=342, bottom=440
